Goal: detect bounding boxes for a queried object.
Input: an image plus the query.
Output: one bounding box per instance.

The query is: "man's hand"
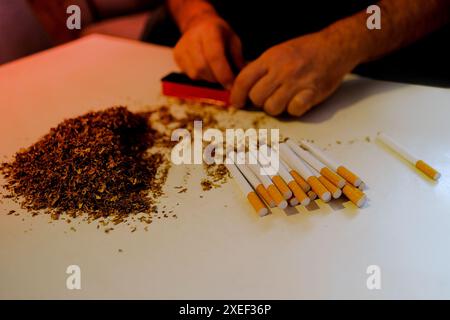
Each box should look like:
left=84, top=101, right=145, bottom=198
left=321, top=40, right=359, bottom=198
left=230, top=31, right=359, bottom=116
left=230, top=0, right=449, bottom=117
left=173, top=13, right=244, bottom=89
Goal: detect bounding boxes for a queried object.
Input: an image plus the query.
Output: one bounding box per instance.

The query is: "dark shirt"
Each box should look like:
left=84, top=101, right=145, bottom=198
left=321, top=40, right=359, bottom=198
left=210, top=0, right=375, bottom=59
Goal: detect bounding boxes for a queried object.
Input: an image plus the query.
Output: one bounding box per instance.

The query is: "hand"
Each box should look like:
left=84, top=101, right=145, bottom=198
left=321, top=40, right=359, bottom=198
left=230, top=30, right=361, bottom=116
left=173, top=13, right=244, bottom=89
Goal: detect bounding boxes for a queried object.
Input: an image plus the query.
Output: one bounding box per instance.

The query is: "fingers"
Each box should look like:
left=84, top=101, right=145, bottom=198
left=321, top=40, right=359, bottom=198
left=174, top=40, right=214, bottom=82
left=287, top=89, right=316, bottom=116
left=264, top=84, right=299, bottom=116
left=201, top=30, right=235, bottom=89
left=248, top=73, right=280, bottom=107
left=230, top=61, right=268, bottom=108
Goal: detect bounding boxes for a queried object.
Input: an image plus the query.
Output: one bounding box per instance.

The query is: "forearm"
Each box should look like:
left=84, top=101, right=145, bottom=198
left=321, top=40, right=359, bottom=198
left=326, top=0, right=450, bottom=64
left=167, top=0, right=218, bottom=33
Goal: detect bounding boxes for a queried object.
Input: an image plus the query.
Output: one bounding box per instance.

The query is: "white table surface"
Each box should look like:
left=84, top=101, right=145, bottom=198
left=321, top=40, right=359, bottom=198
left=0, top=35, right=449, bottom=299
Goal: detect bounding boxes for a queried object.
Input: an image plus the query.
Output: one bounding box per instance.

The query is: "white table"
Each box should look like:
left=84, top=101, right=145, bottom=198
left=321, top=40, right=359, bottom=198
left=1, top=35, right=449, bottom=299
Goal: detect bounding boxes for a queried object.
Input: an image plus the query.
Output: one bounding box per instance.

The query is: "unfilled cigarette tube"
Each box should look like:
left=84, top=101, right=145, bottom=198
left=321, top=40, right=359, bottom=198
left=286, top=139, right=346, bottom=188
left=260, top=147, right=310, bottom=206
left=279, top=143, right=331, bottom=202
left=247, top=152, right=288, bottom=209
left=377, top=132, right=441, bottom=181
left=225, top=161, right=268, bottom=216
left=342, top=183, right=367, bottom=208
left=318, top=176, right=342, bottom=199
left=300, top=140, right=362, bottom=187
left=253, top=149, right=292, bottom=200
left=233, top=154, right=276, bottom=208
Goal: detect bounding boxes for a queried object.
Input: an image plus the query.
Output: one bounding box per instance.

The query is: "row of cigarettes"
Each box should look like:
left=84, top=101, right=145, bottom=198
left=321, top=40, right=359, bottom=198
left=225, top=139, right=367, bottom=217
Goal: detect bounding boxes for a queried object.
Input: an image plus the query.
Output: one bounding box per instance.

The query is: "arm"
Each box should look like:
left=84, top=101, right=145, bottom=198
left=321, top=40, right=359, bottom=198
left=333, top=0, right=450, bottom=63
left=167, top=0, right=217, bottom=33
left=167, top=0, right=244, bottom=88
left=231, top=0, right=450, bottom=116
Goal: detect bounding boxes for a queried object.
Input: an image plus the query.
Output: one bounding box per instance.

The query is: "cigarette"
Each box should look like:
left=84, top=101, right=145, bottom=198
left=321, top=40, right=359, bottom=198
left=279, top=143, right=331, bottom=202
left=281, top=158, right=311, bottom=192
left=307, top=191, right=317, bottom=200
left=293, top=148, right=342, bottom=199
left=318, top=175, right=342, bottom=199
left=300, top=140, right=362, bottom=187
left=342, top=183, right=367, bottom=208
left=259, top=147, right=310, bottom=206
left=377, top=132, right=441, bottom=181
left=289, top=196, right=299, bottom=207
left=286, top=139, right=346, bottom=188
left=253, top=149, right=292, bottom=200
left=225, top=160, right=268, bottom=217
left=289, top=169, right=311, bottom=193
left=247, top=152, right=288, bottom=209
left=233, top=153, right=276, bottom=208
left=358, top=182, right=366, bottom=191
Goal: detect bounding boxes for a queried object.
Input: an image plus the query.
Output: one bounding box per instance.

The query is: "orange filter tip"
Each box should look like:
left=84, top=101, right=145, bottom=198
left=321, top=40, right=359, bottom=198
left=247, top=191, right=269, bottom=217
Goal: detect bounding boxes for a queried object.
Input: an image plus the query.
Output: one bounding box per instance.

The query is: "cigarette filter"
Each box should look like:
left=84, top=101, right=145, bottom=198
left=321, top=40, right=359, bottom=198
left=289, top=197, right=299, bottom=207
left=307, top=191, right=317, bottom=200
left=342, top=183, right=367, bottom=208
left=318, top=176, right=342, bottom=199
left=225, top=161, right=268, bottom=216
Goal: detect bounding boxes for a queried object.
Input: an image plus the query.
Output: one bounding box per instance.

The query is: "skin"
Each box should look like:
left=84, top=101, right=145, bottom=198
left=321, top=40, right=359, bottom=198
left=169, top=0, right=244, bottom=88
left=168, top=0, right=450, bottom=116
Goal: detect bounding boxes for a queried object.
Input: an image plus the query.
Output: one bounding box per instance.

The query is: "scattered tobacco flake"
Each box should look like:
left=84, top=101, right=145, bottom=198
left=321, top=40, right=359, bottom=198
left=104, top=227, right=114, bottom=234
left=365, top=136, right=371, bottom=143
left=201, top=179, right=213, bottom=191
left=177, top=187, right=187, bottom=194
left=8, top=210, right=15, bottom=215
left=201, top=163, right=229, bottom=191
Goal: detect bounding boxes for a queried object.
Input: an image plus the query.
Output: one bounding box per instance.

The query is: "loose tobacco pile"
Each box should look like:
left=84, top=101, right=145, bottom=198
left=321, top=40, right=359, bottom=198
left=0, top=107, right=162, bottom=221
left=0, top=103, right=252, bottom=230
